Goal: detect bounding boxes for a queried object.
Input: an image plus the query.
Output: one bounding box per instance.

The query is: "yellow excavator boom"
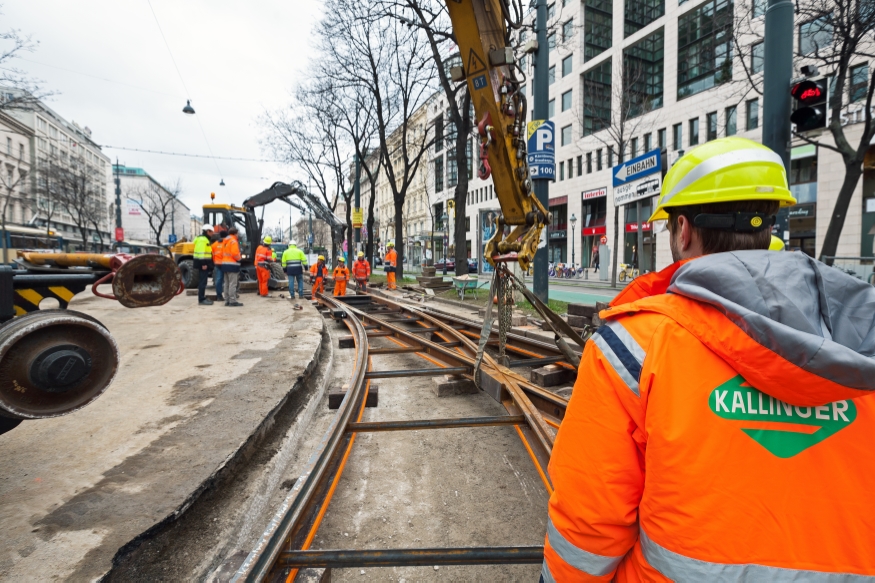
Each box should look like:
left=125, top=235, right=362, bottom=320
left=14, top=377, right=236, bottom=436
left=444, top=0, right=550, bottom=272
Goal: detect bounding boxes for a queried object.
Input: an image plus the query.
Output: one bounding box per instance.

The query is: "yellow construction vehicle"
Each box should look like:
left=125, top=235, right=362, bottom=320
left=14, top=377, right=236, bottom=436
left=444, top=0, right=549, bottom=272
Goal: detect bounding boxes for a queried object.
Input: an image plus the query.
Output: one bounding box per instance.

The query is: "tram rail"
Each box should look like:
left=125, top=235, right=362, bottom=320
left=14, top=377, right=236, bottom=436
left=232, top=292, right=579, bottom=582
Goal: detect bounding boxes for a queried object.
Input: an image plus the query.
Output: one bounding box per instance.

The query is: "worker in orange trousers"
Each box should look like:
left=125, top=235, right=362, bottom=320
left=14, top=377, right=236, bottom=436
left=352, top=251, right=371, bottom=293
left=333, top=256, right=349, bottom=297
left=310, top=255, right=328, bottom=295
left=385, top=241, right=397, bottom=290
left=254, top=235, right=274, bottom=297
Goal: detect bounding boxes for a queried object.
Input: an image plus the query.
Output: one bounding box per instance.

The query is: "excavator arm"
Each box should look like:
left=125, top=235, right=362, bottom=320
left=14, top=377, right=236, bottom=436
left=444, top=0, right=550, bottom=272
left=243, top=181, right=346, bottom=241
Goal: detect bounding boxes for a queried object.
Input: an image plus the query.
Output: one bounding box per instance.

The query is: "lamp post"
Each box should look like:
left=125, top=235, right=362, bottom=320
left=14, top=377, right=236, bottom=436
left=441, top=211, right=448, bottom=275
left=570, top=213, right=577, bottom=267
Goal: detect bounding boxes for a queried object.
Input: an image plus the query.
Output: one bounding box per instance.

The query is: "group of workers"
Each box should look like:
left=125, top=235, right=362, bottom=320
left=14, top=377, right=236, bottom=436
left=191, top=227, right=400, bottom=304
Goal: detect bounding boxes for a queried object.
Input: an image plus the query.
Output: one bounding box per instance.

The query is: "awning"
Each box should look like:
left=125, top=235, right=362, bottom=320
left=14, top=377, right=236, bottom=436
left=549, top=196, right=568, bottom=206
left=791, top=144, right=816, bottom=160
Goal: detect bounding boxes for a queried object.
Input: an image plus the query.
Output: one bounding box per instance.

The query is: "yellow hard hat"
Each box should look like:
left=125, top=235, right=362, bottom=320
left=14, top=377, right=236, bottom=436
left=338, top=256, right=345, bottom=262
left=648, top=137, right=795, bottom=222
left=263, top=235, right=272, bottom=244
left=318, top=255, right=325, bottom=261
left=769, top=235, right=786, bottom=251
left=387, top=241, right=394, bottom=247
left=357, top=251, right=364, bottom=257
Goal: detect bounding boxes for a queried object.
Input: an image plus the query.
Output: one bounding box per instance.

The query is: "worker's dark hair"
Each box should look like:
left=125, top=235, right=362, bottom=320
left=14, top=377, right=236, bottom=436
left=667, top=200, right=779, bottom=254
left=228, top=227, right=239, bottom=235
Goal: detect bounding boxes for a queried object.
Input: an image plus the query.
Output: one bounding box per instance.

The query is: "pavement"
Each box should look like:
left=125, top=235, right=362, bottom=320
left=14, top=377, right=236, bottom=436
left=0, top=290, right=323, bottom=581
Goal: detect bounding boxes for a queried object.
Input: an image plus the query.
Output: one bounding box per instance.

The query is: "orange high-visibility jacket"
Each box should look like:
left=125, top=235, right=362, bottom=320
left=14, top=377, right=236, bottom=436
left=385, top=249, right=397, bottom=272
left=544, top=251, right=875, bottom=582
left=352, top=259, right=370, bottom=279
left=221, top=235, right=241, bottom=266
left=255, top=244, right=272, bottom=266
left=310, top=263, right=327, bottom=278
left=333, top=265, right=349, bottom=281
left=211, top=239, right=224, bottom=265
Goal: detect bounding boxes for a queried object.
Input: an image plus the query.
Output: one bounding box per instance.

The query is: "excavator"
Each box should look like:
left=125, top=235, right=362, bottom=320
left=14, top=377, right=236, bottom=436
left=169, top=182, right=344, bottom=288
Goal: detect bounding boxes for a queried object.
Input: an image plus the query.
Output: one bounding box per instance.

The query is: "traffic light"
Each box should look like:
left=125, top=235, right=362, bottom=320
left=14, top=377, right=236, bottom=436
left=790, top=78, right=827, bottom=132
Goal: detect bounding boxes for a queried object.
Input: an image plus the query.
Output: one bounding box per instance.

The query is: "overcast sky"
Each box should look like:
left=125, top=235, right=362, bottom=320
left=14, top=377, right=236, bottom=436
left=6, top=0, right=323, bottom=232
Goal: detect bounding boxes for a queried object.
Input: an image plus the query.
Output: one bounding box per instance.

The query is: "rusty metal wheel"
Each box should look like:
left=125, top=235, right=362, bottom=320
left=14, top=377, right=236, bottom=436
left=0, top=310, right=119, bottom=420
left=112, top=254, right=183, bottom=308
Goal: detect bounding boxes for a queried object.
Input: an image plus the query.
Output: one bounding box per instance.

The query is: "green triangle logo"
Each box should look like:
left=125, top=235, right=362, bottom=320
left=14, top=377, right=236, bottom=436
left=709, top=376, right=857, bottom=458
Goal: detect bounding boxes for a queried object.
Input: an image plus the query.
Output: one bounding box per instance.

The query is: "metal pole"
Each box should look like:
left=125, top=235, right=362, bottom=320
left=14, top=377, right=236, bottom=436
left=354, top=154, right=361, bottom=251
left=636, top=200, right=643, bottom=273
left=114, top=159, right=122, bottom=229
left=532, top=0, right=549, bottom=303
left=762, top=0, right=794, bottom=171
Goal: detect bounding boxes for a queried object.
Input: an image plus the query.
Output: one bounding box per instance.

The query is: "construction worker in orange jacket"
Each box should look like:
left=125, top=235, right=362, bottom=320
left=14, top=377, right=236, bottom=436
left=543, top=137, right=875, bottom=581
left=254, top=235, right=274, bottom=297
left=384, top=241, right=398, bottom=290
left=352, top=251, right=370, bottom=292
left=211, top=232, right=225, bottom=303
left=333, top=256, right=349, bottom=297
left=220, top=227, right=242, bottom=307
left=310, top=255, right=327, bottom=295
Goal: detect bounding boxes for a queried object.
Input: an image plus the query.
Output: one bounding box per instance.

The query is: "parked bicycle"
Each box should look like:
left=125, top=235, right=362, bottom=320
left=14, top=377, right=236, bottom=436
left=618, top=263, right=640, bottom=282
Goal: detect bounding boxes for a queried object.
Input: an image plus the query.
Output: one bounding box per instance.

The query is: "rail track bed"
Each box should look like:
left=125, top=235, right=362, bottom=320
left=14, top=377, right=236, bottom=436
left=232, top=293, right=576, bottom=582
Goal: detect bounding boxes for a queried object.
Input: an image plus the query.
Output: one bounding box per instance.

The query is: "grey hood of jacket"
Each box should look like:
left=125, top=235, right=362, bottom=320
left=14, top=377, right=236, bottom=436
left=667, top=250, right=875, bottom=395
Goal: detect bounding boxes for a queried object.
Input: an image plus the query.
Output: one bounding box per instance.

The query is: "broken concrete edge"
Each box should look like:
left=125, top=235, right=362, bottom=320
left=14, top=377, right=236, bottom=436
left=106, top=315, right=327, bottom=573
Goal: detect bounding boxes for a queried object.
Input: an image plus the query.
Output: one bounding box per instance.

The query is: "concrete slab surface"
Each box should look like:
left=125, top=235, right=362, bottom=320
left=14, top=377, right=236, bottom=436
left=0, top=291, right=323, bottom=581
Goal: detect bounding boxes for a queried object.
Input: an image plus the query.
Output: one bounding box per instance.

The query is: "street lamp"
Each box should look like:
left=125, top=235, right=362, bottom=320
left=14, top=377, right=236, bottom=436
left=182, top=100, right=195, bottom=115
left=441, top=211, right=448, bottom=275
left=570, top=213, right=577, bottom=267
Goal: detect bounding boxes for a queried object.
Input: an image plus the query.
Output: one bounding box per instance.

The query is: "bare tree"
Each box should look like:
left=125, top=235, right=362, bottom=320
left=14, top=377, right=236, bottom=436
left=0, top=6, right=51, bottom=111
left=0, top=157, right=26, bottom=262
left=730, top=0, right=875, bottom=262
left=578, top=59, right=659, bottom=286
left=129, top=178, right=182, bottom=245
left=40, top=153, right=106, bottom=251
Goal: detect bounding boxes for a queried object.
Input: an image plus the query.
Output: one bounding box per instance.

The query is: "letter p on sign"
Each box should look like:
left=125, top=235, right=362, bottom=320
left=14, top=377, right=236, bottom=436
left=536, top=127, right=553, bottom=151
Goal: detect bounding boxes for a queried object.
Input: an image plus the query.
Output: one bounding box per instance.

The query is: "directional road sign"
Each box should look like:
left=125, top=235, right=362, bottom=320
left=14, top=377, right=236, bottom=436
left=612, top=148, right=661, bottom=187
left=527, top=120, right=555, bottom=180
left=168, top=233, right=178, bottom=244
left=614, top=175, right=661, bottom=207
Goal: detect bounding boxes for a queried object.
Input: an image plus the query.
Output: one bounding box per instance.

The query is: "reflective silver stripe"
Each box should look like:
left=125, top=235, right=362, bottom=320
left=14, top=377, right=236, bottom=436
left=640, top=528, right=874, bottom=582
left=541, top=560, right=557, bottom=583
left=590, top=320, right=645, bottom=397
left=546, top=517, right=624, bottom=577
left=661, top=148, right=785, bottom=206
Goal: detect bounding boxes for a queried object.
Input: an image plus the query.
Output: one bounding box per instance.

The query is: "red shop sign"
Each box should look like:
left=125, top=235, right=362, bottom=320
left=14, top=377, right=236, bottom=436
left=625, top=222, right=652, bottom=233
left=582, top=226, right=607, bottom=236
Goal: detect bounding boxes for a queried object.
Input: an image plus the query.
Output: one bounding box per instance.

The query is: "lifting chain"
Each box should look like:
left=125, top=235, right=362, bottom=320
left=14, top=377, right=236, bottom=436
left=497, top=268, right=514, bottom=365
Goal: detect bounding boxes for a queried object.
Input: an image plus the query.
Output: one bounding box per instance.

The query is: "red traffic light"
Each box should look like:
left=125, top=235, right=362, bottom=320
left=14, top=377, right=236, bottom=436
left=791, top=80, right=823, bottom=104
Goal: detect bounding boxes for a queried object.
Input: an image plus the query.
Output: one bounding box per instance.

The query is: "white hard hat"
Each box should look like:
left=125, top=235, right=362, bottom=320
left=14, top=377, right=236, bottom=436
left=289, top=241, right=297, bottom=246
left=202, top=224, right=213, bottom=232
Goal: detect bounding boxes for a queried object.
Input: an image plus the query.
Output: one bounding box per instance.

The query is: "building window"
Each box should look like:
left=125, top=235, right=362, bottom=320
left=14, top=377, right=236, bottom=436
left=577, top=155, right=583, bottom=175
left=466, top=138, right=473, bottom=180
left=596, top=149, right=603, bottom=171
left=562, top=90, right=573, bottom=111
left=520, top=55, right=528, bottom=72
left=587, top=152, right=593, bottom=173
left=706, top=111, right=718, bottom=141
left=567, top=158, right=574, bottom=178
left=520, top=84, right=526, bottom=97
left=548, top=33, right=557, bottom=52
left=751, top=42, right=764, bottom=74
left=725, top=105, right=737, bottom=135
left=561, top=124, right=573, bottom=146
left=630, top=137, right=639, bottom=158
left=673, top=123, right=683, bottom=150
left=548, top=3, right=556, bottom=19
left=584, top=0, right=612, bottom=62
left=434, top=156, right=444, bottom=192
left=562, top=55, right=573, bottom=77
left=799, top=17, right=832, bottom=56
left=850, top=63, right=869, bottom=103
left=19, top=143, right=23, bottom=160
left=644, top=133, right=652, bottom=151
left=549, top=98, right=556, bottom=118
left=608, top=146, right=615, bottom=166
left=623, top=27, right=664, bottom=118
left=689, top=118, right=699, bottom=146
left=746, top=99, right=759, bottom=130
left=434, top=116, right=444, bottom=152
left=625, top=0, right=664, bottom=37
left=548, top=65, right=556, bottom=84
left=753, top=0, right=766, bottom=17
left=677, top=0, right=733, bottom=99
left=6, top=137, right=10, bottom=155
left=583, top=58, right=612, bottom=135
left=560, top=161, right=565, bottom=180
left=563, top=20, right=574, bottom=42
left=658, top=128, right=666, bottom=149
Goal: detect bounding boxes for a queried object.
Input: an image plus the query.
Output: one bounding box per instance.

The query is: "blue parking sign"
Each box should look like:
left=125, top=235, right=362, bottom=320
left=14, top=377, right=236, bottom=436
left=527, top=120, right=555, bottom=181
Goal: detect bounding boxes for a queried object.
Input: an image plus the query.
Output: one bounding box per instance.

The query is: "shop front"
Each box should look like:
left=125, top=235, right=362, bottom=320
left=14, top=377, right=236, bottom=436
left=548, top=196, right=568, bottom=264
left=787, top=147, right=818, bottom=257
left=624, top=198, right=654, bottom=272
left=580, top=187, right=608, bottom=268
left=860, top=146, right=875, bottom=257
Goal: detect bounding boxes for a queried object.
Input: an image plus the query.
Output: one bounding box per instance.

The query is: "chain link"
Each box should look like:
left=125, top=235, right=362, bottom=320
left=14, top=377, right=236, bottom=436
left=497, top=267, right=514, bottom=365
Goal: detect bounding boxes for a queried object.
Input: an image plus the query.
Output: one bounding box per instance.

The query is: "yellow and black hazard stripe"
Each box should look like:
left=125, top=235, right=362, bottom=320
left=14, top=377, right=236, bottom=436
left=13, top=284, right=85, bottom=316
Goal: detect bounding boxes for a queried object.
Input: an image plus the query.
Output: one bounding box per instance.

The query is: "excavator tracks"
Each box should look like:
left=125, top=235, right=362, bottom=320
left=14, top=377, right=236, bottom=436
left=232, top=293, right=577, bottom=582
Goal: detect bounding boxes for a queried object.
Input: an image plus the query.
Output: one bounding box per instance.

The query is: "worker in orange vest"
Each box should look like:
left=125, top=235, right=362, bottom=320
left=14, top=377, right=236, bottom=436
left=211, top=231, right=225, bottom=303
left=543, top=137, right=875, bottom=581
left=310, top=255, right=328, bottom=295
left=220, top=227, right=242, bottom=307
left=333, top=256, right=349, bottom=297
left=352, top=251, right=370, bottom=293
left=384, top=241, right=398, bottom=290
left=254, top=235, right=274, bottom=297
